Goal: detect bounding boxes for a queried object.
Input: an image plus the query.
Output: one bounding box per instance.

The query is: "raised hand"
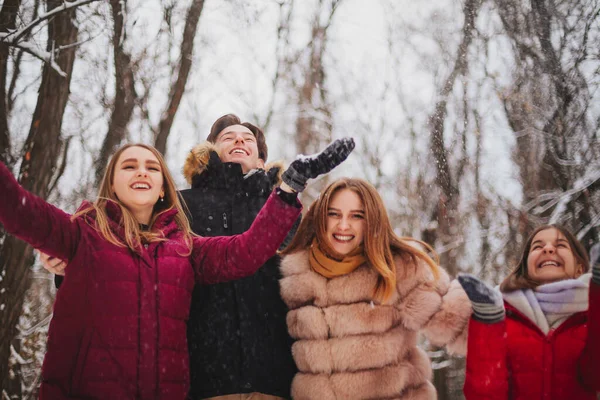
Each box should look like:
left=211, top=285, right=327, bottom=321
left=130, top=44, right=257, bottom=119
left=282, top=138, right=355, bottom=192
left=458, top=273, right=505, bottom=324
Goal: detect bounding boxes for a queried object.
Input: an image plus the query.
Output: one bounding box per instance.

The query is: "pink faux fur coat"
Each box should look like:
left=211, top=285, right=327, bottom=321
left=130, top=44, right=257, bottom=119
left=279, top=250, right=471, bottom=399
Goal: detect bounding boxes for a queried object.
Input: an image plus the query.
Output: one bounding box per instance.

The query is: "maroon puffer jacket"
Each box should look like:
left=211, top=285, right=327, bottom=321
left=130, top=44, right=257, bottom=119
left=463, top=282, right=600, bottom=400
left=0, top=162, right=301, bottom=400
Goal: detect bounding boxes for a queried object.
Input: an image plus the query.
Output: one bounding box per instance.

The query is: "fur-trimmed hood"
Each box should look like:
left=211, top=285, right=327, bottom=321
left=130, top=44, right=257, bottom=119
left=182, top=141, right=285, bottom=186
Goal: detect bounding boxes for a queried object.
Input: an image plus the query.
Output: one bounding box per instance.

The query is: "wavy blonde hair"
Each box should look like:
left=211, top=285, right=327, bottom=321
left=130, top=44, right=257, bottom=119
left=73, top=143, right=193, bottom=252
left=281, top=178, right=440, bottom=303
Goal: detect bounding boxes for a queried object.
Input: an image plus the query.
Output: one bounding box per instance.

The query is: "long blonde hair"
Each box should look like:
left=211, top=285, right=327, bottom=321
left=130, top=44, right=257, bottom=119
left=281, top=178, right=440, bottom=303
left=73, top=143, right=193, bottom=252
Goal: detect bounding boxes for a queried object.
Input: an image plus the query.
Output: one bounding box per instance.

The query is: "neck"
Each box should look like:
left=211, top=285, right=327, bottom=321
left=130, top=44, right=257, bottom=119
left=132, top=209, right=152, bottom=225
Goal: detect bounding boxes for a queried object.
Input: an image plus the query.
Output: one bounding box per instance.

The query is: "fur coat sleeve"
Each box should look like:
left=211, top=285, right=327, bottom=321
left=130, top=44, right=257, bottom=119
left=394, top=259, right=472, bottom=355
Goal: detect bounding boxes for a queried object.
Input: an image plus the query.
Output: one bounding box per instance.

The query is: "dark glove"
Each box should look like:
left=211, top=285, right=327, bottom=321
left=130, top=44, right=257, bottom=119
left=458, top=273, right=505, bottom=324
left=590, top=243, right=600, bottom=284
left=282, top=138, right=355, bottom=192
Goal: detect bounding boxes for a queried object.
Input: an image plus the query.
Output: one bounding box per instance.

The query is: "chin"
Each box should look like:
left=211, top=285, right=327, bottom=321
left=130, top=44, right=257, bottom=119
left=537, top=273, right=567, bottom=284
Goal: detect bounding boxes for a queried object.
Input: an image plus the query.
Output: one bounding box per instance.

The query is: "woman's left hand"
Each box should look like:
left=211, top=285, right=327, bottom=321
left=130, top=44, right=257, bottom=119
left=281, top=138, right=355, bottom=192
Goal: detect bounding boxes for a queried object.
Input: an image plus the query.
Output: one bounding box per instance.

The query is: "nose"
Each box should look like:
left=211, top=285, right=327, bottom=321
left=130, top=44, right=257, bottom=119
left=136, top=169, right=148, bottom=177
left=234, top=135, right=246, bottom=144
left=338, top=217, right=350, bottom=230
left=542, top=243, right=556, bottom=253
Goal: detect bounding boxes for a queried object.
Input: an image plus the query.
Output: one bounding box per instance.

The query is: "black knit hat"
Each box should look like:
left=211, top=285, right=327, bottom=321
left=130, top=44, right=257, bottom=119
left=206, top=114, right=268, bottom=162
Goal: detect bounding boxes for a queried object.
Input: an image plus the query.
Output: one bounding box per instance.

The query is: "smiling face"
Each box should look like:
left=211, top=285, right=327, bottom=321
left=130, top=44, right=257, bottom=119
left=213, top=124, right=264, bottom=173
left=526, top=228, right=584, bottom=284
left=112, top=146, right=164, bottom=224
left=325, top=189, right=366, bottom=256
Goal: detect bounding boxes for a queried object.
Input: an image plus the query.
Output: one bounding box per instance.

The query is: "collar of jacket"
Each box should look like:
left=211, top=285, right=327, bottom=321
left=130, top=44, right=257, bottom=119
left=504, top=301, right=587, bottom=337
left=182, top=141, right=284, bottom=193
left=76, top=199, right=180, bottom=243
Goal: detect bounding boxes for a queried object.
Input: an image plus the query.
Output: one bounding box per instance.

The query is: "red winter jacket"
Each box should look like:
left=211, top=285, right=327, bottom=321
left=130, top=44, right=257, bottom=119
left=0, top=162, right=301, bottom=400
left=463, top=282, right=600, bottom=400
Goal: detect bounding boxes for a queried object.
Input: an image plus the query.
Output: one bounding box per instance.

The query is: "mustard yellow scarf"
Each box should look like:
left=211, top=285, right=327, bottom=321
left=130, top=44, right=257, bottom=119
left=308, top=238, right=367, bottom=278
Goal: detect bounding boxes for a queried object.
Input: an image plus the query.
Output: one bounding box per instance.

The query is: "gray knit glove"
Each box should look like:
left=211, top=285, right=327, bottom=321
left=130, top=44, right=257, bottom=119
left=458, top=273, right=505, bottom=324
left=282, top=138, right=355, bottom=192
left=590, top=243, right=600, bottom=285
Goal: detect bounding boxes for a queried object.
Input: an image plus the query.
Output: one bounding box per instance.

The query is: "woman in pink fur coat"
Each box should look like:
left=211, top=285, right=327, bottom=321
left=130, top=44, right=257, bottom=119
left=279, top=178, right=472, bottom=399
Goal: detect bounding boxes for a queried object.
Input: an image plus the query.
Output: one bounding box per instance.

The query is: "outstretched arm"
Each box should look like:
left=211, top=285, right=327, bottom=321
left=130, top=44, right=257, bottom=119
left=0, top=162, right=79, bottom=261
left=192, top=187, right=301, bottom=284
left=458, top=274, right=509, bottom=399
left=192, top=138, right=354, bottom=284
left=393, top=264, right=471, bottom=354
left=578, top=244, right=600, bottom=391
left=421, top=273, right=472, bottom=355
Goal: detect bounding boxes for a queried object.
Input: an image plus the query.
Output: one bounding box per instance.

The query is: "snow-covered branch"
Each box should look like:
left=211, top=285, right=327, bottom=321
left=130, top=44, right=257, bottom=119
left=0, top=0, right=101, bottom=44
left=2, top=40, right=67, bottom=77
left=0, top=0, right=103, bottom=77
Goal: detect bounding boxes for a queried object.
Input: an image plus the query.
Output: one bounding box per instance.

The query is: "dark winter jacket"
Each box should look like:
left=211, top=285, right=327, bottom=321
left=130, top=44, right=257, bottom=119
left=180, top=142, right=299, bottom=399
left=463, top=282, right=600, bottom=399
left=0, top=161, right=301, bottom=400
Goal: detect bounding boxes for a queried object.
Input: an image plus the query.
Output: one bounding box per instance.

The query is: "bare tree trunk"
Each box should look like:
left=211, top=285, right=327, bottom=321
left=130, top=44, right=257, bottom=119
left=154, top=0, right=205, bottom=155
left=429, top=0, right=481, bottom=278
left=295, top=0, right=342, bottom=204
left=0, top=0, right=21, bottom=167
left=94, top=0, right=138, bottom=186
left=0, top=0, right=79, bottom=390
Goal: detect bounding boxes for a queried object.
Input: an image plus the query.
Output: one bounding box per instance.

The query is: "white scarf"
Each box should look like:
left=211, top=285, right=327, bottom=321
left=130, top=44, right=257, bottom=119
left=503, top=273, right=590, bottom=334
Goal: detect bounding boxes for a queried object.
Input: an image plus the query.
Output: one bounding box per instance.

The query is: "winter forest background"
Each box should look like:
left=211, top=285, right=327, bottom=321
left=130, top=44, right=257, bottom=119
left=0, top=0, right=599, bottom=398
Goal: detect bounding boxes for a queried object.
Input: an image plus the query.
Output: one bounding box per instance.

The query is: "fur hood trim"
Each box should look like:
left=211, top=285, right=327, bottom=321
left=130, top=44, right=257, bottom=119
left=182, top=141, right=285, bottom=185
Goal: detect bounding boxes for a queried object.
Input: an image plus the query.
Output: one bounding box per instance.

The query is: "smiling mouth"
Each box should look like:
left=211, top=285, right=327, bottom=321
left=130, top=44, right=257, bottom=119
left=230, top=149, right=248, bottom=155
left=131, top=183, right=151, bottom=190
left=333, top=234, right=354, bottom=242
left=538, top=260, right=560, bottom=269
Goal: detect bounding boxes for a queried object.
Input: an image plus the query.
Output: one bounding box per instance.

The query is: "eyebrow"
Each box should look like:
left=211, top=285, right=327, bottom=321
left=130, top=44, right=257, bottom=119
left=120, top=158, right=161, bottom=166
left=532, top=238, right=569, bottom=245
left=328, top=207, right=365, bottom=214
left=221, top=131, right=254, bottom=137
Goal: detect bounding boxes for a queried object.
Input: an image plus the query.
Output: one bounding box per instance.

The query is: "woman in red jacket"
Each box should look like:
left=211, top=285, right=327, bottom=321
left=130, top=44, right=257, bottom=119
left=0, top=140, right=353, bottom=400
left=459, top=224, right=600, bottom=399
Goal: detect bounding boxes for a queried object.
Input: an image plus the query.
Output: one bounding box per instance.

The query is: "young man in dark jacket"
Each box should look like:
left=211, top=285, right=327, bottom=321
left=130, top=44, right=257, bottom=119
left=180, top=114, right=299, bottom=399
left=44, top=114, right=299, bottom=400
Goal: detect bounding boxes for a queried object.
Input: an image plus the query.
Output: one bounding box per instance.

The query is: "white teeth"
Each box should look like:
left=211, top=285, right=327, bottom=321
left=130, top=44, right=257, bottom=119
left=132, top=183, right=150, bottom=189
left=232, top=149, right=246, bottom=155
left=540, top=261, right=558, bottom=268
left=333, top=234, right=353, bottom=242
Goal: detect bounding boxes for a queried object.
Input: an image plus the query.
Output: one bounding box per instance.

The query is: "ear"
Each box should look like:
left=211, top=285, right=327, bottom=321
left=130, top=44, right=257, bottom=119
left=575, top=262, right=584, bottom=277
left=257, top=159, right=265, bottom=169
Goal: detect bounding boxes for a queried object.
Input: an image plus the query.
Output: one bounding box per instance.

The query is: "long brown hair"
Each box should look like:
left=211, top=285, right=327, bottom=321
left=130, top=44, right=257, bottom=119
left=73, top=143, right=193, bottom=252
left=500, top=224, right=589, bottom=292
left=281, top=178, right=440, bottom=303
